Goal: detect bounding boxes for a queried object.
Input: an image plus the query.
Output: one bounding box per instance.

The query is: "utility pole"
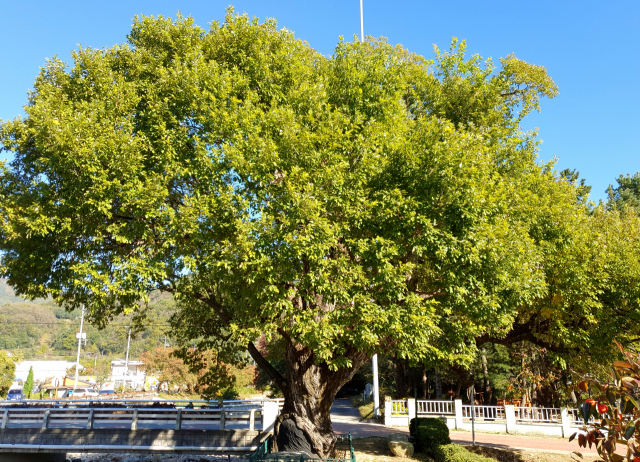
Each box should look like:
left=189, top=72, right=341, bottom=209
left=359, top=0, right=378, bottom=418
left=74, top=306, right=85, bottom=391
left=124, top=327, right=132, bottom=388
left=372, top=353, right=380, bottom=417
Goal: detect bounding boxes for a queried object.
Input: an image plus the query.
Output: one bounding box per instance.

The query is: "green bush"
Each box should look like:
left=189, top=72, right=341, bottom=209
left=410, top=417, right=451, bottom=455
left=434, top=444, right=496, bottom=462
left=221, top=386, right=240, bottom=400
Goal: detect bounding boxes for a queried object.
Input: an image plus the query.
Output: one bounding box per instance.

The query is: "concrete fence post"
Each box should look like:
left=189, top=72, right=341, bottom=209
left=1, top=409, right=7, bottom=429
left=175, top=409, right=182, bottom=430
left=87, top=409, right=94, bottom=429
left=561, top=408, right=572, bottom=438
left=42, top=409, right=50, bottom=429
left=249, top=409, right=256, bottom=431
left=454, top=399, right=463, bottom=430
left=131, top=409, right=138, bottom=430
left=407, top=398, right=416, bottom=424
left=384, top=397, right=391, bottom=426
left=262, top=400, right=279, bottom=433
left=505, top=405, right=516, bottom=434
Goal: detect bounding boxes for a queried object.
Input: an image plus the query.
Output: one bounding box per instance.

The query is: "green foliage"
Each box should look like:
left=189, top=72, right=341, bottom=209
left=0, top=351, right=16, bottom=398
left=607, top=172, right=640, bottom=214
left=0, top=7, right=568, bottom=371
left=221, top=386, right=240, bottom=400
left=0, top=303, right=57, bottom=350
left=559, top=168, right=592, bottom=204
left=410, top=417, right=451, bottom=455
left=23, top=366, right=34, bottom=398
left=0, top=282, right=178, bottom=358
left=434, top=444, right=496, bottom=462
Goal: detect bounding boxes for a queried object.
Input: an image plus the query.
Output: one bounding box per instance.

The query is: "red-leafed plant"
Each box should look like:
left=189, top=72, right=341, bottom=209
left=571, top=343, right=640, bottom=462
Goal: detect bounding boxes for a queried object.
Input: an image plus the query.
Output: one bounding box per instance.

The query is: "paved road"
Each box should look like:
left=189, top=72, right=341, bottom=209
left=329, top=400, right=597, bottom=455
left=330, top=399, right=362, bottom=424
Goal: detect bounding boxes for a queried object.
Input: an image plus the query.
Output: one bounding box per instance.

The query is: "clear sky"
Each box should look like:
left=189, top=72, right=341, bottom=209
left=1, top=0, right=638, bottom=202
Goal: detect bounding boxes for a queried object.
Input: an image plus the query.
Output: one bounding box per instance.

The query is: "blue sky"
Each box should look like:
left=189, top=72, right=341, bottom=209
left=1, top=0, right=638, bottom=202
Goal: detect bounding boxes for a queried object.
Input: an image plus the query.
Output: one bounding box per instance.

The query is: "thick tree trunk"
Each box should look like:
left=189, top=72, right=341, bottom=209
left=481, top=348, right=491, bottom=404
left=271, top=341, right=368, bottom=457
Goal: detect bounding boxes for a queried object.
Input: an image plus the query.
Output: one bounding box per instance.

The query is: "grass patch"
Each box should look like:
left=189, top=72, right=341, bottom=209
left=350, top=395, right=375, bottom=419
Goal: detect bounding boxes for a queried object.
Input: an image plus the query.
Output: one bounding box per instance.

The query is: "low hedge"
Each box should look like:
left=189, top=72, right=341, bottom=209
left=409, top=417, right=451, bottom=455
left=434, top=444, right=496, bottom=462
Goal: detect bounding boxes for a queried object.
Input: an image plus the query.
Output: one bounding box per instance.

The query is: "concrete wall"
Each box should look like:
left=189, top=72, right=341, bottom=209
left=0, top=428, right=267, bottom=454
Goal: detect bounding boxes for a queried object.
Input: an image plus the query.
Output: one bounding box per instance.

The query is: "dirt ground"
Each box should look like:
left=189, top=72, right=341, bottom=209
left=349, top=436, right=604, bottom=462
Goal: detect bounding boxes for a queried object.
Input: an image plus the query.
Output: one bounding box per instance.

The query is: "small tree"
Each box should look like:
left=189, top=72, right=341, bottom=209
left=23, top=366, right=34, bottom=398
left=0, top=352, right=15, bottom=398
left=572, top=343, right=640, bottom=461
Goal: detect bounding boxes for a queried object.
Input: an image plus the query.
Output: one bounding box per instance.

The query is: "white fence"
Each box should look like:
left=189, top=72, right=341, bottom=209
left=417, top=400, right=454, bottom=416
left=516, top=406, right=561, bottom=423
left=385, top=399, right=592, bottom=438
left=389, top=400, right=408, bottom=415
left=461, top=404, right=505, bottom=421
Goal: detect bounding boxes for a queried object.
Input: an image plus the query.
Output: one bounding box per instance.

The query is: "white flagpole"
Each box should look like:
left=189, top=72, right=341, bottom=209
left=74, top=306, right=85, bottom=391
left=360, top=0, right=364, bottom=43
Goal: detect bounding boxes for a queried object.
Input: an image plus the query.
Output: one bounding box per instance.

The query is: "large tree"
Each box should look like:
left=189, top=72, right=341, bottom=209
left=0, top=10, right=609, bottom=454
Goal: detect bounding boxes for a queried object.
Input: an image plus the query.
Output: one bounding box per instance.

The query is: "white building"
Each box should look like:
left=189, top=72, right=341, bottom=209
left=14, top=360, right=77, bottom=382
left=110, top=360, right=146, bottom=390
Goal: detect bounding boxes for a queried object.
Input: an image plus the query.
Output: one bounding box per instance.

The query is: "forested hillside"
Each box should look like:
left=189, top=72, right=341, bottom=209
left=0, top=280, right=177, bottom=360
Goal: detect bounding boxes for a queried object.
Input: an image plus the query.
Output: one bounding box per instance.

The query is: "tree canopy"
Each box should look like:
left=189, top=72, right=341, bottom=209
left=1, top=9, right=638, bottom=455
left=607, top=172, right=640, bottom=213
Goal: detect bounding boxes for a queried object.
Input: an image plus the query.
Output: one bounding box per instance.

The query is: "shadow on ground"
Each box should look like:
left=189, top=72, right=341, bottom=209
left=350, top=437, right=604, bottom=462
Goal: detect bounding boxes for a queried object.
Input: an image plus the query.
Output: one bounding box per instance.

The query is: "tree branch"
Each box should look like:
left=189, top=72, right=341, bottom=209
left=475, top=320, right=567, bottom=354
left=247, top=341, right=288, bottom=393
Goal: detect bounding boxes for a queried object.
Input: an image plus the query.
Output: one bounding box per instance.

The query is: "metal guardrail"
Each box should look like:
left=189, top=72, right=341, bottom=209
left=0, top=406, right=263, bottom=430
left=0, top=398, right=283, bottom=408
left=461, top=405, right=506, bottom=421
left=416, top=400, right=454, bottom=415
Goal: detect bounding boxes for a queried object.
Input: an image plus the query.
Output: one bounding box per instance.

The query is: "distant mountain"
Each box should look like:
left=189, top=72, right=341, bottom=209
left=0, top=279, right=47, bottom=305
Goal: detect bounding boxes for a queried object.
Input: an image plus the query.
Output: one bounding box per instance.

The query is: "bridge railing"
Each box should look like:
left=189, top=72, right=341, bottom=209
left=0, top=405, right=264, bottom=430
left=0, top=397, right=283, bottom=408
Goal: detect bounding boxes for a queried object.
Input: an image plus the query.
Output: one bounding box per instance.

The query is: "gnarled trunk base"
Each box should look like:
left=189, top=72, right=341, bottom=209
left=270, top=343, right=369, bottom=458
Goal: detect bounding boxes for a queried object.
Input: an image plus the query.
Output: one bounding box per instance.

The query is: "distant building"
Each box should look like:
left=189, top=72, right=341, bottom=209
left=41, top=377, right=94, bottom=398
left=110, top=360, right=146, bottom=390
left=14, top=360, right=77, bottom=382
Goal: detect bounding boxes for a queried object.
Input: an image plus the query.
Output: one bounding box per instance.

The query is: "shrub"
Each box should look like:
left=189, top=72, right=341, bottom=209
left=434, top=444, right=496, bottom=462
left=410, top=417, right=451, bottom=455
left=221, top=386, right=240, bottom=400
